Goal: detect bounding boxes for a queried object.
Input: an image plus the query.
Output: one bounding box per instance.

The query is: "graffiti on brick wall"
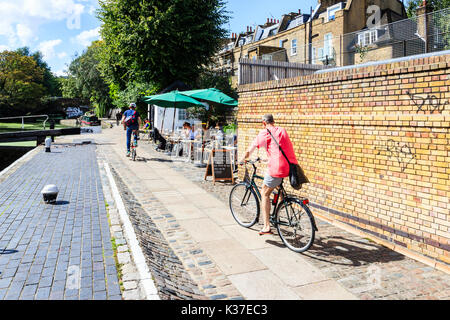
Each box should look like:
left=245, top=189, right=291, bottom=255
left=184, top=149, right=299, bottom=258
left=407, top=91, right=448, bottom=114
left=375, top=139, right=417, bottom=173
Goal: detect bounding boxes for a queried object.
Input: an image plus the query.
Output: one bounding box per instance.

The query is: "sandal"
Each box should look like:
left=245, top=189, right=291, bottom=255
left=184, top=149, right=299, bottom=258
left=259, top=230, right=273, bottom=236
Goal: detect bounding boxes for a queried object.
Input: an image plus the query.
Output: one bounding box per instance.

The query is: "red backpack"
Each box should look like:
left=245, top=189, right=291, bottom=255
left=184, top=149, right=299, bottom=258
left=124, top=110, right=137, bottom=126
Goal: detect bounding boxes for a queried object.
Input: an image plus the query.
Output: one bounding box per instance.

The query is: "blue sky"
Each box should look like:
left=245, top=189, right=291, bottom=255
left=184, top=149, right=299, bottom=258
left=226, top=0, right=317, bottom=34
left=0, top=0, right=101, bottom=76
left=0, top=0, right=411, bottom=76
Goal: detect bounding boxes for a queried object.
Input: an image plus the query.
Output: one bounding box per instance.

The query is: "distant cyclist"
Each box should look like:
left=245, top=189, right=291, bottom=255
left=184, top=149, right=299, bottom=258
left=122, top=103, right=142, bottom=157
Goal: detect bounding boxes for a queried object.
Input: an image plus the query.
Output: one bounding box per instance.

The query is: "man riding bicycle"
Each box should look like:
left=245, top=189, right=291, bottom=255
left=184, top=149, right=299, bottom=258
left=122, top=103, right=142, bottom=157
left=239, top=114, right=298, bottom=235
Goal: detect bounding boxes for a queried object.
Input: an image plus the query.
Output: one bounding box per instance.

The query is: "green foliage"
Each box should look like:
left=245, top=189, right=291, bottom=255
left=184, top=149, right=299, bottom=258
left=97, top=0, right=230, bottom=89
left=15, top=47, right=62, bottom=97
left=406, top=0, right=450, bottom=50
left=61, top=41, right=112, bottom=117
left=0, top=51, right=46, bottom=115
left=112, top=81, right=158, bottom=117
left=406, top=0, right=450, bottom=17
left=186, top=71, right=237, bottom=126
left=355, top=44, right=370, bottom=62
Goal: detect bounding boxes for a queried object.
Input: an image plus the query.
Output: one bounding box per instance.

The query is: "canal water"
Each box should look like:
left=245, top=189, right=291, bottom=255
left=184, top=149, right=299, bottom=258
left=0, top=147, right=35, bottom=172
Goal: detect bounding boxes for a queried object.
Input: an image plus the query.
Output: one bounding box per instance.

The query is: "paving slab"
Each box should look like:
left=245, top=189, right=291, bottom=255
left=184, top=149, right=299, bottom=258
left=202, top=207, right=238, bottom=227
left=223, top=225, right=278, bottom=250
left=293, top=280, right=359, bottom=300
left=251, top=247, right=329, bottom=287
left=178, top=218, right=231, bottom=243
left=228, top=270, right=300, bottom=300
left=201, top=239, right=267, bottom=276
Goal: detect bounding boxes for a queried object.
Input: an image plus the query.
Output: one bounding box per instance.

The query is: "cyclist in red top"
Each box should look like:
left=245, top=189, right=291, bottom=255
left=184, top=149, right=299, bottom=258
left=240, top=114, right=298, bottom=235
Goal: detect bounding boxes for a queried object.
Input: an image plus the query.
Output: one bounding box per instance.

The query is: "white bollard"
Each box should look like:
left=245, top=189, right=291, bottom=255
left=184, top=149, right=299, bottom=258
left=45, top=137, right=52, bottom=153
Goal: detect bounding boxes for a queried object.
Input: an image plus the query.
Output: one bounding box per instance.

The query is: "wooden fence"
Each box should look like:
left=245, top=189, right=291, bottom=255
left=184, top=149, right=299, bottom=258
left=238, top=58, right=328, bottom=85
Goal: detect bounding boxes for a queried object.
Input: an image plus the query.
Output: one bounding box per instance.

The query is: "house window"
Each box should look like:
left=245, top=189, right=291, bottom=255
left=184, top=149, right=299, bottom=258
left=291, top=39, right=297, bottom=55
left=327, top=3, right=343, bottom=22
left=324, top=33, right=333, bottom=58
left=312, top=47, right=317, bottom=64
left=358, top=29, right=377, bottom=46
left=178, top=109, right=187, bottom=121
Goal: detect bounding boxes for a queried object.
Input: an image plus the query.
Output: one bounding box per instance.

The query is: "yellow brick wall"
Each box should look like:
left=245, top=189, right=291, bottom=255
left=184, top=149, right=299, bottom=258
left=237, top=53, right=450, bottom=265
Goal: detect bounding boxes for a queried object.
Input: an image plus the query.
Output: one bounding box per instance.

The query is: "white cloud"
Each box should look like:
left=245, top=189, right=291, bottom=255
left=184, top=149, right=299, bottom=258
left=53, top=69, right=68, bottom=77
left=74, top=27, right=100, bottom=47
left=57, top=51, right=68, bottom=59
left=16, top=24, right=36, bottom=45
left=38, top=39, right=62, bottom=60
left=0, top=0, right=86, bottom=47
left=0, top=45, right=11, bottom=52
left=22, top=0, right=84, bottom=21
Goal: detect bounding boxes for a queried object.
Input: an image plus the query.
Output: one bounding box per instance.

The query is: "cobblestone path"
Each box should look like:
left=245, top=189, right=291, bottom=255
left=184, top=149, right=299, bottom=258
left=0, top=144, right=121, bottom=300
left=96, top=142, right=242, bottom=300
left=135, top=138, right=450, bottom=300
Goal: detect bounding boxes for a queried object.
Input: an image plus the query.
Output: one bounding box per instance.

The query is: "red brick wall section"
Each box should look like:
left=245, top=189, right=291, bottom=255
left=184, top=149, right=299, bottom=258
left=237, top=53, right=450, bottom=266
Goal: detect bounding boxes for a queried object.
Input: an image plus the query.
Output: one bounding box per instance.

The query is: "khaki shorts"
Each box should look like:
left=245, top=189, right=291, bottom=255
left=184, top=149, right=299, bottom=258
left=263, top=174, right=283, bottom=189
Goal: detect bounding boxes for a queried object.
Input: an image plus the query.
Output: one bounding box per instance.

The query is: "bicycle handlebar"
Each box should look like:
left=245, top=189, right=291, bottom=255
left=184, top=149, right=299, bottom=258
left=240, top=157, right=261, bottom=166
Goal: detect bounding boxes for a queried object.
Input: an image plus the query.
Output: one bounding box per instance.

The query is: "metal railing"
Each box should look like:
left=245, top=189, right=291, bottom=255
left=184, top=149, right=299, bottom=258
left=231, top=7, right=450, bottom=84
left=274, top=7, right=450, bottom=67
left=239, top=58, right=328, bottom=85
left=0, top=115, right=50, bottom=130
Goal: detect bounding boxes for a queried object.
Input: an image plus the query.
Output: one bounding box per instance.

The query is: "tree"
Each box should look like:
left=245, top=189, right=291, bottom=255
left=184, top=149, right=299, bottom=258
left=62, top=41, right=112, bottom=117
left=98, top=0, right=230, bottom=90
left=406, top=0, right=450, bottom=50
left=187, top=71, right=237, bottom=126
left=0, top=51, right=46, bottom=115
left=406, top=0, right=450, bottom=17
left=111, top=81, right=158, bottom=115
left=15, top=47, right=62, bottom=97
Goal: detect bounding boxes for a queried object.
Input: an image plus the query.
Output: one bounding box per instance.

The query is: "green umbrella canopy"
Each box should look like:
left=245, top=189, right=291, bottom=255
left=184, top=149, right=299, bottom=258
left=143, top=90, right=205, bottom=109
left=180, top=88, right=238, bottom=106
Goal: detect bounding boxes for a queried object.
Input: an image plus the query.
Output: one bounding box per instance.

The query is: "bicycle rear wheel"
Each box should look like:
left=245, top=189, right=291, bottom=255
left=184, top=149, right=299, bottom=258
left=229, top=183, right=260, bottom=228
left=276, top=199, right=315, bottom=253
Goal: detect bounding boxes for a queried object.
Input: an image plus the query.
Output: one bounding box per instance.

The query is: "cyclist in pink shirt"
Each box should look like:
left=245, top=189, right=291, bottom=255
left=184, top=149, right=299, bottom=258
left=240, top=114, right=298, bottom=235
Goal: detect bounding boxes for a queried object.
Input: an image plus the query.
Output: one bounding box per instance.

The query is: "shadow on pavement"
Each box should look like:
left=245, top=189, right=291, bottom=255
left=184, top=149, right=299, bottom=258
left=53, top=200, right=70, bottom=206
left=301, top=236, right=405, bottom=266
left=0, top=249, right=18, bottom=255
left=142, top=157, right=174, bottom=163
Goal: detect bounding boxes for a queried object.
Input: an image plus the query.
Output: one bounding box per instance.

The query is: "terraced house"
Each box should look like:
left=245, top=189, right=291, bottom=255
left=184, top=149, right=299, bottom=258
left=214, top=0, right=413, bottom=87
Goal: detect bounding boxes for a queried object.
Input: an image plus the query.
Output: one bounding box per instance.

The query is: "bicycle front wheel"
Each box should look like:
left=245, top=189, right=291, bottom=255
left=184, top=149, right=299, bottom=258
left=229, top=183, right=260, bottom=228
left=276, top=199, right=315, bottom=253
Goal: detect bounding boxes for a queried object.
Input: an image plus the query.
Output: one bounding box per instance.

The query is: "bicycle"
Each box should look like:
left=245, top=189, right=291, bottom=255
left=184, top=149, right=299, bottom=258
left=229, top=158, right=318, bottom=253
left=130, top=130, right=138, bottom=161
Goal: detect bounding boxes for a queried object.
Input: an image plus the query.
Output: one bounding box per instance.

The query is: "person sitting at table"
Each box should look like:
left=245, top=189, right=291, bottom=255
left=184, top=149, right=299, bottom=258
left=195, top=124, right=210, bottom=142
left=183, top=122, right=195, bottom=140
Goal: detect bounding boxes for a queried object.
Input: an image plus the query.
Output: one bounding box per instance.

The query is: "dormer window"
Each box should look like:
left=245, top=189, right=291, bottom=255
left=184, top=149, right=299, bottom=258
left=358, top=29, right=378, bottom=46
left=327, top=3, right=344, bottom=22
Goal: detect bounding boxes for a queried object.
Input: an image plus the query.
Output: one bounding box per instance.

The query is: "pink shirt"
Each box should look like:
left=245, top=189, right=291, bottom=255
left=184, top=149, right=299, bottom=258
left=250, top=126, right=298, bottom=178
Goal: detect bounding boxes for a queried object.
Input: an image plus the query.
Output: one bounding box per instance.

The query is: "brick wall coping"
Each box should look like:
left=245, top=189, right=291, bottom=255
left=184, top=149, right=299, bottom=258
left=237, top=52, right=450, bottom=93
left=238, top=113, right=449, bottom=121
left=316, top=50, right=450, bottom=75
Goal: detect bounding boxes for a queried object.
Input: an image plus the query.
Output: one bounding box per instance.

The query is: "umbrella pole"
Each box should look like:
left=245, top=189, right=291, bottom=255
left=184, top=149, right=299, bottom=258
left=161, top=108, right=166, bottom=133
left=172, top=107, right=176, bottom=133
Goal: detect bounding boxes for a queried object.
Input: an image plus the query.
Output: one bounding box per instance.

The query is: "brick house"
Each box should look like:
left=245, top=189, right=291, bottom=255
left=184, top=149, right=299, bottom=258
left=212, top=0, right=411, bottom=86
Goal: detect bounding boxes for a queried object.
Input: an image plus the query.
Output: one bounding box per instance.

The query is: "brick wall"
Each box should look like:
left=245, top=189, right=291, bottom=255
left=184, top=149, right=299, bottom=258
left=237, top=52, right=450, bottom=265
